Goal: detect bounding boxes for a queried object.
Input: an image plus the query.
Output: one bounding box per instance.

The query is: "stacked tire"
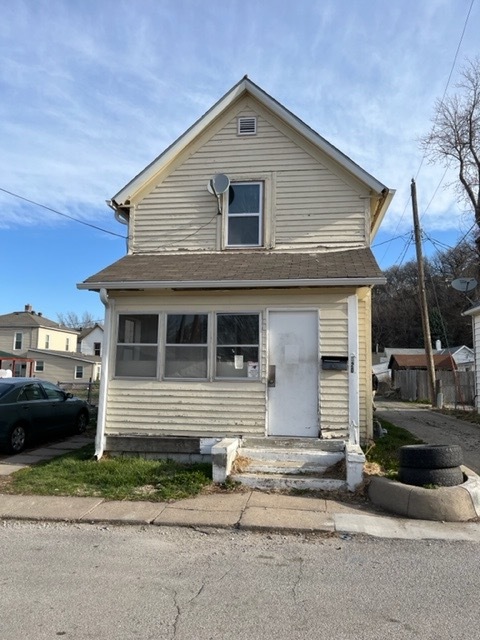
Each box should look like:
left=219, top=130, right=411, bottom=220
left=398, top=444, right=464, bottom=487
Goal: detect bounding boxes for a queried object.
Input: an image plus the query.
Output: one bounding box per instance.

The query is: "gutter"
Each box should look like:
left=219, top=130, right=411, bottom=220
left=94, top=288, right=113, bottom=461
left=78, top=276, right=387, bottom=291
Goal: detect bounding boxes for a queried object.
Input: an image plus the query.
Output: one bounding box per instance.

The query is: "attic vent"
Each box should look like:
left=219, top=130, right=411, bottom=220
left=238, top=116, right=257, bottom=136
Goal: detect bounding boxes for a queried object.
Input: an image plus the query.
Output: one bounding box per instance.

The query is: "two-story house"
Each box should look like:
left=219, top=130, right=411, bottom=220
left=79, top=77, right=394, bottom=491
left=77, top=324, right=104, bottom=357
left=0, top=305, right=101, bottom=384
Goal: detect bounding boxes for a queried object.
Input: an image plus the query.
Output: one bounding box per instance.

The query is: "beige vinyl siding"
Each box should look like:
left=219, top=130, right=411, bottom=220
left=106, top=288, right=356, bottom=439
left=37, top=328, right=78, bottom=351
left=319, top=304, right=349, bottom=439
left=106, top=380, right=265, bottom=437
left=357, top=289, right=372, bottom=441
left=25, top=351, right=97, bottom=385
left=133, top=98, right=369, bottom=253
left=0, top=328, right=36, bottom=354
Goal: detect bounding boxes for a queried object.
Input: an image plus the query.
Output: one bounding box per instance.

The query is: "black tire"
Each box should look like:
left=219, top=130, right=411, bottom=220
left=398, top=465, right=464, bottom=487
left=7, top=423, right=27, bottom=454
left=75, top=411, right=89, bottom=435
left=399, top=444, right=463, bottom=469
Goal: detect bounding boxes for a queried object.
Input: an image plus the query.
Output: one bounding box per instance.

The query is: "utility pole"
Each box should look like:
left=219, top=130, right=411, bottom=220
left=411, top=178, right=436, bottom=404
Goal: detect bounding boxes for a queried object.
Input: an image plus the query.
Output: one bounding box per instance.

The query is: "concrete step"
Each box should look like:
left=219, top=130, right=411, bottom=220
left=238, top=447, right=344, bottom=467
left=238, top=458, right=340, bottom=476
left=241, top=437, right=345, bottom=452
left=229, top=472, right=347, bottom=492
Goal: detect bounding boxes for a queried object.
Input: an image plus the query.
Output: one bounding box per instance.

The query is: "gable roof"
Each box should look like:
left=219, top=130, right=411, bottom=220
left=78, top=248, right=385, bottom=291
left=388, top=354, right=457, bottom=370
left=110, top=76, right=394, bottom=236
left=78, top=323, right=104, bottom=340
left=0, top=311, right=78, bottom=334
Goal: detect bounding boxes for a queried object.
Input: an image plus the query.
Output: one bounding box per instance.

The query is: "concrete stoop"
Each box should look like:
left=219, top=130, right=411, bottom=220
left=212, top=437, right=365, bottom=493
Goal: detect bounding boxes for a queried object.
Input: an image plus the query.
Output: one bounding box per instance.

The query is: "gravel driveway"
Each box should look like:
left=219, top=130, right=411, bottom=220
left=375, top=399, right=480, bottom=474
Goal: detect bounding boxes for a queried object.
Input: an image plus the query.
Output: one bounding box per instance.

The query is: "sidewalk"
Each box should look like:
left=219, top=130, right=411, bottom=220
left=1, top=434, right=480, bottom=542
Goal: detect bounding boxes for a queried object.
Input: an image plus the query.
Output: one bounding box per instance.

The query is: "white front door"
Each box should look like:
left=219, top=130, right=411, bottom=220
left=267, top=310, right=319, bottom=437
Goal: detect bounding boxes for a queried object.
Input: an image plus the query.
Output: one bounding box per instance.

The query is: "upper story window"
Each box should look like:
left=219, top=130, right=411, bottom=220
left=14, top=332, right=23, bottom=350
left=45, top=334, right=50, bottom=349
left=94, top=342, right=101, bottom=356
left=66, top=337, right=70, bottom=350
left=226, top=182, right=263, bottom=248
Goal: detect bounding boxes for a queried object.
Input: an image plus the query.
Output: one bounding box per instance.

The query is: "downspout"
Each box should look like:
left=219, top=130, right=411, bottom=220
left=95, top=288, right=113, bottom=460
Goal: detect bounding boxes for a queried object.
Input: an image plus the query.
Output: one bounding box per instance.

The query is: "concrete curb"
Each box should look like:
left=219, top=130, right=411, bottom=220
left=368, top=467, right=480, bottom=522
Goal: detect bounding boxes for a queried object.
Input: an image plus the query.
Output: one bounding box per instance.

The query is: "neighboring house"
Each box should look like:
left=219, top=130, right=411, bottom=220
left=78, top=77, right=394, bottom=489
left=437, top=346, right=475, bottom=372
left=78, top=324, right=104, bottom=356
left=26, top=349, right=101, bottom=384
left=0, top=305, right=100, bottom=384
left=463, top=303, right=480, bottom=411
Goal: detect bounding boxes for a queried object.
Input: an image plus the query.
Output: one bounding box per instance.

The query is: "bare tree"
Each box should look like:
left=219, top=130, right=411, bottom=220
left=420, top=57, right=480, bottom=246
left=57, top=311, right=97, bottom=329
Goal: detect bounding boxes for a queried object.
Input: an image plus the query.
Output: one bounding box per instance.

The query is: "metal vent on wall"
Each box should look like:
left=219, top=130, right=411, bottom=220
left=238, top=116, right=257, bottom=135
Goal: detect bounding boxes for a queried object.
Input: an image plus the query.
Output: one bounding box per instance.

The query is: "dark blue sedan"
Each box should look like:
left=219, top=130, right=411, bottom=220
left=0, top=378, right=90, bottom=454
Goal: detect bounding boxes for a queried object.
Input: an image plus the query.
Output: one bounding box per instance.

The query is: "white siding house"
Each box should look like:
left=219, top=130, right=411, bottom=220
left=78, top=77, right=394, bottom=489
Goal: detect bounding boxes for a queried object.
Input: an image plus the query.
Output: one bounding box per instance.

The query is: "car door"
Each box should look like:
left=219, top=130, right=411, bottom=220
left=40, top=381, right=76, bottom=431
left=15, top=382, right=53, bottom=438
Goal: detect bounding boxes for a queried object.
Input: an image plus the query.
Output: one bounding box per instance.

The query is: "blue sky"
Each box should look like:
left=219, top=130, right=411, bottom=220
left=1, top=0, right=478, bottom=323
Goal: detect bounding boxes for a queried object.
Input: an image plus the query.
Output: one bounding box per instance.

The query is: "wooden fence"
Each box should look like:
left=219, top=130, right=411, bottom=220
left=391, top=370, right=476, bottom=406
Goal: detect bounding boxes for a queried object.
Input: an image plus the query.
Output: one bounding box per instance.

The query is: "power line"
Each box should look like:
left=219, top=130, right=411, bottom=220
left=379, top=0, right=475, bottom=261
left=0, top=186, right=127, bottom=239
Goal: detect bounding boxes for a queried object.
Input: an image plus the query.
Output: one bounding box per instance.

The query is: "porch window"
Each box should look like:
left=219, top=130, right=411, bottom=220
left=14, top=332, right=23, bottom=350
left=115, top=314, right=159, bottom=378
left=165, top=314, right=208, bottom=379
left=75, top=366, right=84, bottom=379
left=226, top=182, right=263, bottom=247
left=216, top=313, right=259, bottom=378
left=34, top=360, right=45, bottom=373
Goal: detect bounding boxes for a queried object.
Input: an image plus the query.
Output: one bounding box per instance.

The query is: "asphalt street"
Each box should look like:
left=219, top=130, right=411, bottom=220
left=1, top=521, right=479, bottom=640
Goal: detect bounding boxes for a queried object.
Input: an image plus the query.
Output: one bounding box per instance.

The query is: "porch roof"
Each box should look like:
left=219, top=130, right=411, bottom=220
left=78, top=248, right=385, bottom=291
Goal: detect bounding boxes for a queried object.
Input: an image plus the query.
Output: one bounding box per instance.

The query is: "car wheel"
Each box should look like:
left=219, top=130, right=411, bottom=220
left=8, top=424, right=27, bottom=454
left=75, top=411, right=89, bottom=434
left=399, top=444, right=463, bottom=469
left=398, top=465, right=464, bottom=487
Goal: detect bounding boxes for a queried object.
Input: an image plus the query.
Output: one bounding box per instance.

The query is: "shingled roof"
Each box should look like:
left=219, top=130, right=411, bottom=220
left=0, top=310, right=77, bottom=332
left=78, top=248, right=385, bottom=291
left=388, top=354, right=457, bottom=370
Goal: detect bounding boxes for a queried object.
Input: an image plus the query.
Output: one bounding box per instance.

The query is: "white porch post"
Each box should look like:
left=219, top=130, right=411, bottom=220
left=95, top=288, right=114, bottom=460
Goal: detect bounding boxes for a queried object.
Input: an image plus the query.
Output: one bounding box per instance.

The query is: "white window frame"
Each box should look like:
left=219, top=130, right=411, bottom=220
left=114, top=313, right=160, bottom=379
left=45, top=334, right=50, bottom=349
left=112, top=311, right=262, bottom=382
left=13, top=332, right=23, bottom=350
left=66, top=337, right=70, bottom=350
left=214, top=312, right=260, bottom=380
left=224, top=181, right=263, bottom=248
left=75, top=365, right=84, bottom=379
left=93, top=342, right=101, bottom=356
left=34, top=360, right=45, bottom=373
left=164, top=313, right=209, bottom=380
